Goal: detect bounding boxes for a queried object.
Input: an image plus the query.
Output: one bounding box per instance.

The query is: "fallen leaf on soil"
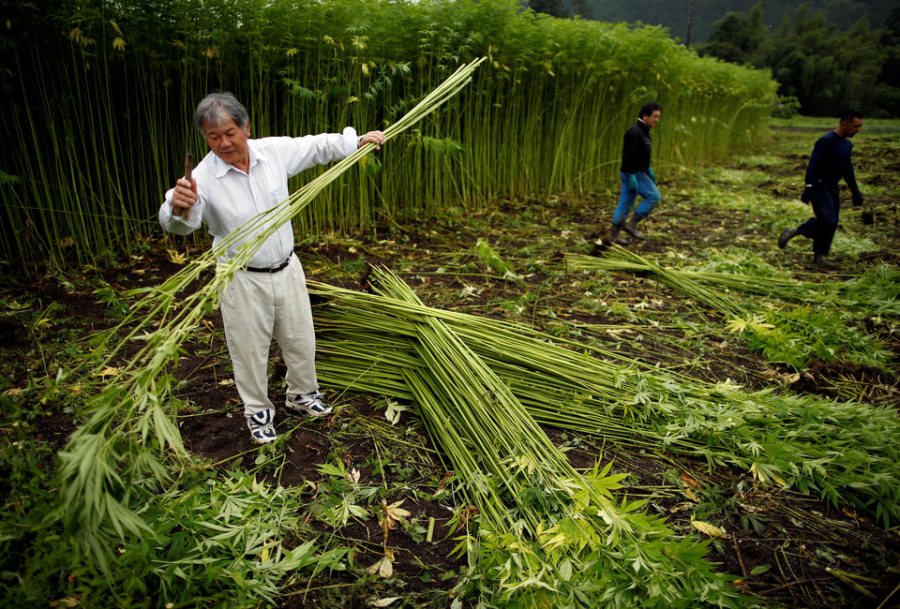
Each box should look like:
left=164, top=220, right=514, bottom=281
left=384, top=399, right=408, bottom=425
left=367, top=549, right=395, bottom=578
left=682, top=488, right=699, bottom=502
left=370, top=598, right=401, bottom=607
left=218, top=379, right=235, bottom=386
left=94, top=367, right=123, bottom=378
left=166, top=249, right=187, bottom=264
left=680, top=471, right=703, bottom=489
left=749, top=462, right=785, bottom=484
left=691, top=519, right=727, bottom=538
left=379, top=499, right=411, bottom=529
left=605, top=328, right=634, bottom=336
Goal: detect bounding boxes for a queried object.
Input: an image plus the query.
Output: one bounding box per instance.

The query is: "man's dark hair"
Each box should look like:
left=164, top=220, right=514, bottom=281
left=839, top=110, right=863, bottom=124
left=639, top=102, right=661, bottom=119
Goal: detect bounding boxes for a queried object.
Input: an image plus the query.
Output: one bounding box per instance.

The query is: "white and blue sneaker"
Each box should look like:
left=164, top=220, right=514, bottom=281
left=247, top=409, right=277, bottom=444
left=285, top=391, right=332, bottom=417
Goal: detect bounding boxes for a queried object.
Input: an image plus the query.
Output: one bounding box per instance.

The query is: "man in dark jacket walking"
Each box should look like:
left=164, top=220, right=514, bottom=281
left=778, top=111, right=865, bottom=266
left=609, top=102, right=662, bottom=246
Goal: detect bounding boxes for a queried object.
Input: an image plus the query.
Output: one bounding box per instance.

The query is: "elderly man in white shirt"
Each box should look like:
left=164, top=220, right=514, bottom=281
left=160, top=92, right=385, bottom=444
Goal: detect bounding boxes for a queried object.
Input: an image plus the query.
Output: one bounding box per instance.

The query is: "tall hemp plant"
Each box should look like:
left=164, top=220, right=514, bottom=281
left=1, top=0, right=777, bottom=268
left=56, top=58, right=487, bottom=568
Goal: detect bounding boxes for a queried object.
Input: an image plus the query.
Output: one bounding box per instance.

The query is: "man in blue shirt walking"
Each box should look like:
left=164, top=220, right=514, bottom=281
left=778, top=111, right=865, bottom=266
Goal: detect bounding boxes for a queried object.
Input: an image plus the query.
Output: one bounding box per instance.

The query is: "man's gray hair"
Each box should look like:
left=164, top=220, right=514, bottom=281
left=194, top=92, right=249, bottom=133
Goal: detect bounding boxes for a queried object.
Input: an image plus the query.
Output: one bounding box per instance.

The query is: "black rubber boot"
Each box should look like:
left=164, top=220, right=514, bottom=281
left=813, top=253, right=836, bottom=267
left=778, top=227, right=799, bottom=249
left=623, top=215, right=645, bottom=241
left=609, top=223, right=630, bottom=246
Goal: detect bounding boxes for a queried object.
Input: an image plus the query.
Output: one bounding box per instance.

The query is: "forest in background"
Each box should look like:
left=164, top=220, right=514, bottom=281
left=524, top=0, right=900, bottom=118
left=533, top=0, right=898, bottom=44
left=696, top=4, right=900, bottom=117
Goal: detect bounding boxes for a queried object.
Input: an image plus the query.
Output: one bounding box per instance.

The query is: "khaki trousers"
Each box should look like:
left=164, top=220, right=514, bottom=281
left=219, top=254, right=319, bottom=418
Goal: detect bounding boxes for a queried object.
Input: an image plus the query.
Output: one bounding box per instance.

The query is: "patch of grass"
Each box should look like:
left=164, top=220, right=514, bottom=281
left=768, top=117, right=900, bottom=132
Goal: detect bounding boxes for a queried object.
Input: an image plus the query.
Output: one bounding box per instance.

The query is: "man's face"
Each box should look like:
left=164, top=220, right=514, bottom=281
left=841, top=117, right=864, bottom=138
left=644, top=110, right=661, bottom=129
left=203, top=118, right=251, bottom=167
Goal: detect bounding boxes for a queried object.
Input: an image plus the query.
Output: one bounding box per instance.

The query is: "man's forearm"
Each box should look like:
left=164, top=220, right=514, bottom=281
left=159, top=190, right=201, bottom=235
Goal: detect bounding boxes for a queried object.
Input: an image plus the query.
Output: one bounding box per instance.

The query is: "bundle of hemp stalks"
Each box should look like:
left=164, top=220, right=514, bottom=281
left=567, top=246, right=828, bottom=307
left=311, top=267, right=741, bottom=607
left=568, top=247, right=900, bottom=317
left=311, top=271, right=900, bottom=533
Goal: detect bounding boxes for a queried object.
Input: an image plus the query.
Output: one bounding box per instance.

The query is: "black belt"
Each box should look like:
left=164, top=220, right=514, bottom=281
left=246, top=257, right=291, bottom=273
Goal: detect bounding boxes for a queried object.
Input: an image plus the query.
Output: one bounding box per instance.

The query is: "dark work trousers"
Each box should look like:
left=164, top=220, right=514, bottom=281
left=797, top=181, right=840, bottom=255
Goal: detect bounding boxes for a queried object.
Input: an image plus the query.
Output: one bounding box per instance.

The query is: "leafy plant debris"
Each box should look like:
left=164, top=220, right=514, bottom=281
left=1, top=120, right=899, bottom=607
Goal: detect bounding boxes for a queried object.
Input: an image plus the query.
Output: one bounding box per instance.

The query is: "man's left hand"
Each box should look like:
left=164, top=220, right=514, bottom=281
left=852, top=191, right=864, bottom=207
left=647, top=167, right=656, bottom=183
left=359, top=130, right=386, bottom=150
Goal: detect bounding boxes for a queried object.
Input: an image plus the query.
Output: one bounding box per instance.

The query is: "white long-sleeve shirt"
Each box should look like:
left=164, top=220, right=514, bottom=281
left=159, top=128, right=358, bottom=268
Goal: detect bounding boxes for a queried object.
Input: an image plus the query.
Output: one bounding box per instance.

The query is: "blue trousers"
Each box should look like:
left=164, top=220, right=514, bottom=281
left=797, top=182, right=840, bottom=255
left=613, top=171, right=660, bottom=225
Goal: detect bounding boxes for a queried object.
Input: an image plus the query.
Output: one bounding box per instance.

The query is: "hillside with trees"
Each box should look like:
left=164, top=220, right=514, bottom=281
left=696, top=4, right=900, bottom=117
left=541, top=0, right=899, bottom=45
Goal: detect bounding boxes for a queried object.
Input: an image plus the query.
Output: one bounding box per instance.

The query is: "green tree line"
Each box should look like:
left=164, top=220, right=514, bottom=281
left=0, top=0, right=775, bottom=269
left=697, top=3, right=900, bottom=116
left=530, top=0, right=898, bottom=47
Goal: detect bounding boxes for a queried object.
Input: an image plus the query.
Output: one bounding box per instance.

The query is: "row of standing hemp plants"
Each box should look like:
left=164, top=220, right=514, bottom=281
left=0, top=0, right=777, bottom=269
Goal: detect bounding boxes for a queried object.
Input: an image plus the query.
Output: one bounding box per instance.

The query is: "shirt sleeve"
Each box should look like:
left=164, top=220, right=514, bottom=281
left=804, top=134, right=829, bottom=185
left=276, top=127, right=360, bottom=178
left=843, top=159, right=860, bottom=194
left=159, top=185, right=204, bottom=235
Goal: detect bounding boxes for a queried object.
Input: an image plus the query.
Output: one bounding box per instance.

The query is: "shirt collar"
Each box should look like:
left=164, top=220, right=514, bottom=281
left=209, top=139, right=267, bottom=177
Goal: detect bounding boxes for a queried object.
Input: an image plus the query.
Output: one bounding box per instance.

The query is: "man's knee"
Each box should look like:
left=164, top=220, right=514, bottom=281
left=640, top=188, right=660, bottom=206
